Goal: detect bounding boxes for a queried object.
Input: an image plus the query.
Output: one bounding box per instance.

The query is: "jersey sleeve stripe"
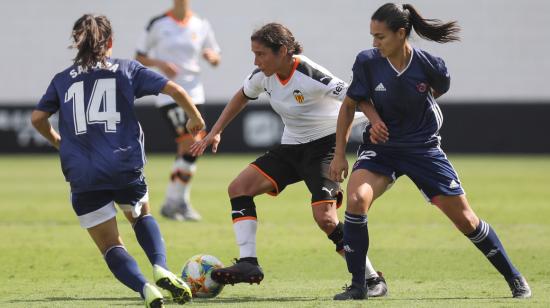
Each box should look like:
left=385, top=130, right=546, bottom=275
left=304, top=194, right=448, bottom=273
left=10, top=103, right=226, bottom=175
left=241, top=88, right=258, bottom=100
left=146, top=13, right=168, bottom=31
left=296, top=60, right=333, bottom=85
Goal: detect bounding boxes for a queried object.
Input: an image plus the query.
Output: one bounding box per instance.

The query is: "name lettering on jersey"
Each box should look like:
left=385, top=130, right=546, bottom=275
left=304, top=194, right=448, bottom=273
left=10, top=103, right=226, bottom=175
left=293, top=89, right=305, bottom=103
left=375, top=83, right=386, bottom=92
left=333, top=81, right=345, bottom=96
left=416, top=82, right=428, bottom=93
left=69, top=61, right=119, bottom=79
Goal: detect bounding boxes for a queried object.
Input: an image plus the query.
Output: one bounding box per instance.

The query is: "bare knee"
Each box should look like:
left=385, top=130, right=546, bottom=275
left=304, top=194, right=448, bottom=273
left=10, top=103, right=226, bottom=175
left=228, top=179, right=248, bottom=198
left=347, top=191, right=371, bottom=214
left=434, top=195, right=480, bottom=234
left=455, top=212, right=479, bottom=234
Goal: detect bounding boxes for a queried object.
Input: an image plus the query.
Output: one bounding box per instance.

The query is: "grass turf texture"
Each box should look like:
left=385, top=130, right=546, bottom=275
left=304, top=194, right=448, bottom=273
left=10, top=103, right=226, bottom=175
left=0, top=154, right=549, bottom=307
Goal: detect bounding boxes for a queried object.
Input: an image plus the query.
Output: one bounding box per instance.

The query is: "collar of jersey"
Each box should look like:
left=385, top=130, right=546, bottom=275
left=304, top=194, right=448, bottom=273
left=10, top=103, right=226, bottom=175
left=166, top=10, right=193, bottom=27
left=276, top=57, right=300, bottom=86
left=386, top=47, right=414, bottom=77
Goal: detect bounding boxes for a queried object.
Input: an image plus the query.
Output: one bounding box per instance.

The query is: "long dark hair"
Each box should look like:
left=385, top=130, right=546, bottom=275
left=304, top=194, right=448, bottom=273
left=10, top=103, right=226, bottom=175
left=372, top=3, right=460, bottom=43
left=71, top=14, right=112, bottom=69
left=251, top=23, right=303, bottom=55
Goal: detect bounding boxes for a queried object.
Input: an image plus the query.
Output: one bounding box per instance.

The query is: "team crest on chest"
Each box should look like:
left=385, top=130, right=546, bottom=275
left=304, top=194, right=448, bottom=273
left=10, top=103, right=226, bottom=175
left=416, top=82, right=428, bottom=93
left=293, top=89, right=304, bottom=103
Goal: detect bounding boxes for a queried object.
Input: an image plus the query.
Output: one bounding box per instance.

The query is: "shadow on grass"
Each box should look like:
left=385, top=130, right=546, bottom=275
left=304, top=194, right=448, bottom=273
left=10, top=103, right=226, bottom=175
left=194, top=296, right=317, bottom=303
left=7, top=296, right=317, bottom=305
left=7, top=295, right=512, bottom=305
left=8, top=296, right=139, bottom=303
left=373, top=296, right=511, bottom=301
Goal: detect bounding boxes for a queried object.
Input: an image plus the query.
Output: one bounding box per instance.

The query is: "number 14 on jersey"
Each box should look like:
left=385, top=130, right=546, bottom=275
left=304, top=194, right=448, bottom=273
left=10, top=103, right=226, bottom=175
left=65, top=78, right=120, bottom=134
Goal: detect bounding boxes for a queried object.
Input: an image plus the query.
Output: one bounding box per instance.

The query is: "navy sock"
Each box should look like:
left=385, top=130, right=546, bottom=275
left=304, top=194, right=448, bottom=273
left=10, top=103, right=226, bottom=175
left=133, top=215, right=167, bottom=269
left=104, top=246, right=147, bottom=297
left=343, top=212, right=369, bottom=288
left=467, top=219, right=520, bottom=280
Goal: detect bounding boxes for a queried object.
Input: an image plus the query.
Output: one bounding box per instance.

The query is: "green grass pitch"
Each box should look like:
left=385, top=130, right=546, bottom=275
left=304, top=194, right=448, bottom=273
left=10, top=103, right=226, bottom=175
left=1, top=154, right=549, bottom=307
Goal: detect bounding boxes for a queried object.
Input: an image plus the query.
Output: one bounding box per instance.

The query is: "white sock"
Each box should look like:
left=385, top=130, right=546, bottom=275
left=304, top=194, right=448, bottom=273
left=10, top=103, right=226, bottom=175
left=339, top=253, right=379, bottom=279
left=233, top=219, right=257, bottom=258
left=365, top=256, right=379, bottom=279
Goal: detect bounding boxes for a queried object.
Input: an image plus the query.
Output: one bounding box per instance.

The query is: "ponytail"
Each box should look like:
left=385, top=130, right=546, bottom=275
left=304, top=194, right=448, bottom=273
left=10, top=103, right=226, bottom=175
left=372, top=3, right=460, bottom=43
left=71, top=14, right=112, bottom=69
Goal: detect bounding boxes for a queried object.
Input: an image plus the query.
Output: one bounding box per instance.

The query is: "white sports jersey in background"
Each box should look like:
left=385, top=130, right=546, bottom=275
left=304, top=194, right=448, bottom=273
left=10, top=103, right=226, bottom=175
left=243, top=55, right=367, bottom=144
left=136, top=12, right=221, bottom=106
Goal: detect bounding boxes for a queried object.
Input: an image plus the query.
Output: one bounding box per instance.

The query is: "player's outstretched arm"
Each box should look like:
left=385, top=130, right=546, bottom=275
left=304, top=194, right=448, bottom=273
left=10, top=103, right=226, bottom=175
left=31, top=110, right=61, bottom=150
left=189, top=88, right=249, bottom=156
left=161, top=81, right=205, bottom=135
left=135, top=53, right=179, bottom=78
left=329, top=96, right=358, bottom=182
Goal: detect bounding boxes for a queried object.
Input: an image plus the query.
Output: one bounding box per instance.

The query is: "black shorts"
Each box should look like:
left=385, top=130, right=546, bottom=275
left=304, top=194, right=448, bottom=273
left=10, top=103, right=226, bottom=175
left=251, top=133, right=342, bottom=207
left=159, top=103, right=206, bottom=139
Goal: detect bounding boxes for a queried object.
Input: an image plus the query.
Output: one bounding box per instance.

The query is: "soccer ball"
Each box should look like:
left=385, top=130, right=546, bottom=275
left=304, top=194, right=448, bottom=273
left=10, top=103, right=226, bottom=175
left=181, top=254, right=225, bottom=298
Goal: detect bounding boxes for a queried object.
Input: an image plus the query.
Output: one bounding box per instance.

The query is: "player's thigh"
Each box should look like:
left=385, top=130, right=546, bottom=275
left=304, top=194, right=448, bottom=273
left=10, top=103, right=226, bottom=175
left=347, top=169, right=392, bottom=214
left=229, top=147, right=300, bottom=198
left=71, top=190, right=118, bottom=229
left=228, top=165, right=279, bottom=197
left=301, top=134, right=343, bottom=207
left=159, top=103, right=187, bottom=140
left=400, top=147, right=465, bottom=203
left=87, top=217, right=123, bottom=254
left=433, top=194, right=479, bottom=234
left=113, top=181, right=150, bottom=223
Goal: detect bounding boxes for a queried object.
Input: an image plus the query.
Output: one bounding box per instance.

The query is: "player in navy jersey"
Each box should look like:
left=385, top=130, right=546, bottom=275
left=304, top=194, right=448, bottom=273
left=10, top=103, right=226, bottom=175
left=190, top=23, right=388, bottom=297
left=31, top=14, right=205, bottom=307
left=330, top=3, right=532, bottom=300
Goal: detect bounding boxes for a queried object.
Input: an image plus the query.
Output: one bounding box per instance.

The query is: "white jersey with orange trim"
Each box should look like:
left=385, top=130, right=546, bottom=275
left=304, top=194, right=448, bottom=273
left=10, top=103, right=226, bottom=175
left=136, top=12, right=220, bottom=106
left=242, top=55, right=367, bottom=144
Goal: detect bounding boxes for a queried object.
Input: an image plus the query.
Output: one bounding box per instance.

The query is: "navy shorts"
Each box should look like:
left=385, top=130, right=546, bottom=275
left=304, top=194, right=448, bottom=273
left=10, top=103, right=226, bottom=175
left=352, top=145, right=464, bottom=202
left=71, top=180, right=149, bottom=228
left=251, top=134, right=343, bottom=207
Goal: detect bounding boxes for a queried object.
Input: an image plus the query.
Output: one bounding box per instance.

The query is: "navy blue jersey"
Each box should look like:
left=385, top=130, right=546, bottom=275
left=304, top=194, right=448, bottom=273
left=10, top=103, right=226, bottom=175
left=36, top=58, right=168, bottom=193
left=347, top=47, right=449, bottom=148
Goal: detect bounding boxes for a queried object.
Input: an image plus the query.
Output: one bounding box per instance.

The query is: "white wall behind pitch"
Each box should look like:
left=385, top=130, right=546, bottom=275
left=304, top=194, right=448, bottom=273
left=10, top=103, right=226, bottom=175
left=1, top=0, right=548, bottom=104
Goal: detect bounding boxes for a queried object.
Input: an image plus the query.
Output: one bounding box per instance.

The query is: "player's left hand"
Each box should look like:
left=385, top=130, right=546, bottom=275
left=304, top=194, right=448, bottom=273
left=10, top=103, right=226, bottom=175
left=369, top=120, right=389, bottom=144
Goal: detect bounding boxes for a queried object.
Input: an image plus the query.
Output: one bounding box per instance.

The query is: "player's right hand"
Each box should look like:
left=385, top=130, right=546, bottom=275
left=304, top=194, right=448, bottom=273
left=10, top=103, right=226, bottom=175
left=329, top=155, right=349, bottom=183
left=186, top=116, right=205, bottom=135
left=160, top=61, right=179, bottom=78
left=190, top=132, right=221, bottom=156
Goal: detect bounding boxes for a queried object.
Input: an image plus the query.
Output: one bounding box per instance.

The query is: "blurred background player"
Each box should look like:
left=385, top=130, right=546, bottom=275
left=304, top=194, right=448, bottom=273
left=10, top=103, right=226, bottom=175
left=330, top=3, right=532, bottom=300
left=31, top=14, right=205, bottom=307
left=136, top=0, right=221, bottom=221
left=191, top=23, right=388, bottom=297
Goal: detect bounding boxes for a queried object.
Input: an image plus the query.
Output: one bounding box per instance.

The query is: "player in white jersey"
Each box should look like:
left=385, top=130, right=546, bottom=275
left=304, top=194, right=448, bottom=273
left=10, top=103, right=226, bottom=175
left=136, top=0, right=221, bottom=221
left=190, top=23, right=388, bottom=297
